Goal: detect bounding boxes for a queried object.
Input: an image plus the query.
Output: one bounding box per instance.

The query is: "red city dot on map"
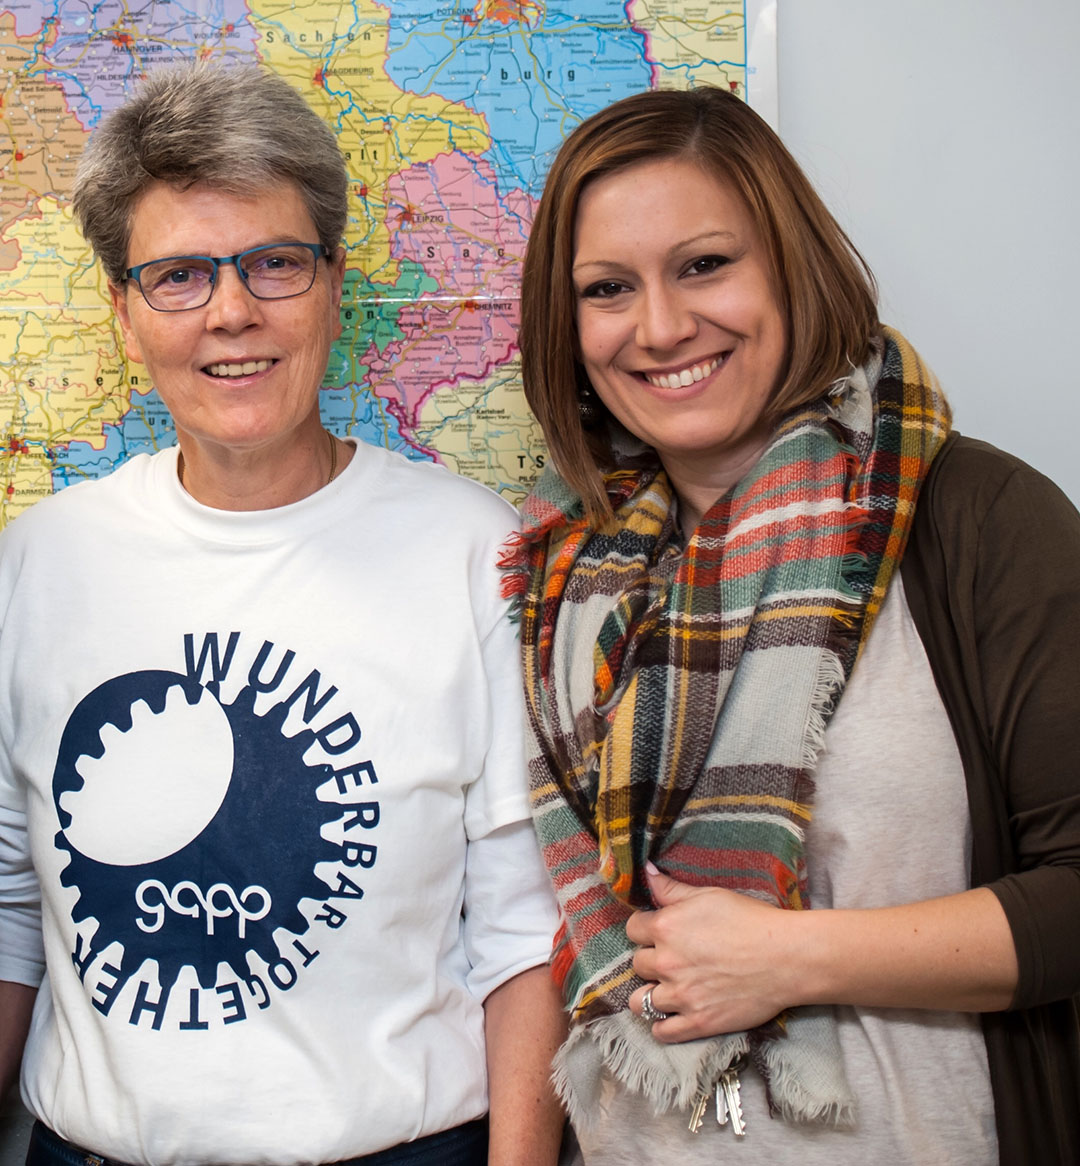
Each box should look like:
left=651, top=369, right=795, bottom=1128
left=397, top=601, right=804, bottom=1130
left=112, top=32, right=134, bottom=48
left=225, top=23, right=234, bottom=32
left=357, top=185, right=368, bottom=198
left=463, top=300, right=479, bottom=312
left=314, top=69, right=325, bottom=87
left=5, top=485, right=12, bottom=496
left=729, top=81, right=739, bottom=91
left=478, top=0, right=539, bottom=25
left=14, top=152, right=23, bottom=162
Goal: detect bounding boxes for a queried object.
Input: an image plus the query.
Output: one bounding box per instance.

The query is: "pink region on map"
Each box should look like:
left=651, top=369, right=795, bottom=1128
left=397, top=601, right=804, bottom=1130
left=363, top=299, right=518, bottom=432
left=362, top=151, right=532, bottom=438
left=386, top=152, right=535, bottom=299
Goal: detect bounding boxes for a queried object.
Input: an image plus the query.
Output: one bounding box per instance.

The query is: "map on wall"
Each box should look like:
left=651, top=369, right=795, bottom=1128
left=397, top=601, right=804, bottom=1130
left=0, top=0, right=777, bottom=524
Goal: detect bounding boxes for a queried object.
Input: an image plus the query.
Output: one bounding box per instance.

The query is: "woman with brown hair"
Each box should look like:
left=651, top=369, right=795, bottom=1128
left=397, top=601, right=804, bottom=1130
left=505, top=85, right=1080, bottom=1164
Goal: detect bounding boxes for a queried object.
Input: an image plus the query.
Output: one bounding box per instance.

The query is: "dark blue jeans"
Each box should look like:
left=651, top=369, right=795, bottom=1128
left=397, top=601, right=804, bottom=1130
left=26, top=1119, right=488, bottom=1166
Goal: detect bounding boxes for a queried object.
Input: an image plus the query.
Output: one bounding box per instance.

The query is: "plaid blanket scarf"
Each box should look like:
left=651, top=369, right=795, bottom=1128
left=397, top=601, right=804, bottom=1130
left=502, top=328, right=951, bottom=1125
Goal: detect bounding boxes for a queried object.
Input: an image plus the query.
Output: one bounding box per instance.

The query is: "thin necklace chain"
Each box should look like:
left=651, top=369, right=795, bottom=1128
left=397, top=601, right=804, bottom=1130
left=178, top=429, right=340, bottom=490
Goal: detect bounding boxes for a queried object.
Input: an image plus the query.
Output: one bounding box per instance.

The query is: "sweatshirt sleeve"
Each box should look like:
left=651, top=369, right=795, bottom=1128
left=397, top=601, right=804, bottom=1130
left=0, top=521, right=46, bottom=987
left=0, top=802, right=45, bottom=987
left=460, top=544, right=559, bottom=1000
left=462, top=817, right=558, bottom=1002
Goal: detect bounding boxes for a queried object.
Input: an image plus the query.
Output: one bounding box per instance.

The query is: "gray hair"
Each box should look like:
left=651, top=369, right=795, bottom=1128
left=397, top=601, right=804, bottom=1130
left=72, top=62, right=348, bottom=283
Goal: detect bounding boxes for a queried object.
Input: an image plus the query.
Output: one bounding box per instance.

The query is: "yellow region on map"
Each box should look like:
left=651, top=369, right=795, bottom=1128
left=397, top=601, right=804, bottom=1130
left=0, top=15, right=86, bottom=232
left=416, top=352, right=547, bottom=500
left=0, top=445, right=56, bottom=521
left=252, top=0, right=491, bottom=282
left=3, top=198, right=111, bottom=310
left=0, top=196, right=131, bottom=522
left=1, top=301, right=125, bottom=430
left=0, top=305, right=128, bottom=522
left=628, top=0, right=746, bottom=93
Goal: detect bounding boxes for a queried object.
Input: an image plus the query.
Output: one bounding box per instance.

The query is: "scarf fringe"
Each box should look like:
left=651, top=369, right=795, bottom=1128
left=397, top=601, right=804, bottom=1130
left=555, top=1012, right=857, bottom=1130
left=803, top=649, right=847, bottom=770
left=758, top=1027, right=857, bottom=1128
left=496, top=531, right=530, bottom=623
left=553, top=1012, right=748, bottom=1129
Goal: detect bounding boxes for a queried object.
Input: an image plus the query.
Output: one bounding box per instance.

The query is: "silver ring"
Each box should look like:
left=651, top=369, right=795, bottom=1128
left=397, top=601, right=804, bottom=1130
left=641, top=985, right=671, bottom=1023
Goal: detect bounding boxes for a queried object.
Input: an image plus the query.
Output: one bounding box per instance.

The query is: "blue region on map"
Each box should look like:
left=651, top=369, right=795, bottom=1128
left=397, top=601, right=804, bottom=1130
left=30, top=0, right=258, bottom=129
left=320, top=384, right=434, bottom=461
left=51, top=386, right=176, bottom=490
left=51, top=383, right=428, bottom=493
left=382, top=0, right=651, bottom=194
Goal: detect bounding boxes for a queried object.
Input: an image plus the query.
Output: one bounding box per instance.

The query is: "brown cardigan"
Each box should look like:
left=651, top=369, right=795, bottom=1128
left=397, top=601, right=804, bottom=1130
left=900, top=433, right=1080, bottom=1165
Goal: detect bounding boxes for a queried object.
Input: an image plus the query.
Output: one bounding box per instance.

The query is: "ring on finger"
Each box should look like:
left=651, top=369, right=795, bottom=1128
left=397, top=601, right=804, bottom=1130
left=641, top=985, right=671, bottom=1023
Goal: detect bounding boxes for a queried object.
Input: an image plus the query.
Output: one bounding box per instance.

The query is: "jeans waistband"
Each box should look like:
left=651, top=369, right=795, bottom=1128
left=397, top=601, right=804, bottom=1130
left=27, top=1118, right=488, bottom=1166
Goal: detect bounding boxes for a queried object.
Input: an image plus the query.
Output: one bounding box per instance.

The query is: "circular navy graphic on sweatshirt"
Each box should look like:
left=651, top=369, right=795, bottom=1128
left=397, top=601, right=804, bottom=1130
left=53, top=668, right=342, bottom=998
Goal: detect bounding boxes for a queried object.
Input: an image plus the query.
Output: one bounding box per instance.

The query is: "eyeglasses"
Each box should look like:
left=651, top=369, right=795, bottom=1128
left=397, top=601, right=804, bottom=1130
left=123, top=242, right=331, bottom=312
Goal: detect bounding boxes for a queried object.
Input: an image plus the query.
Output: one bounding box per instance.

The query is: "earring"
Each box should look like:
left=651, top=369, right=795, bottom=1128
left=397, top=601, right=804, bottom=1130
left=578, top=382, right=603, bottom=428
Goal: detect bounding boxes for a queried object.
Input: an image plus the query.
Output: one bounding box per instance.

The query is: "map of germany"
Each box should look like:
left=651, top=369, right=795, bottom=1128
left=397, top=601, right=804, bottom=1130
left=0, top=0, right=760, bottom=523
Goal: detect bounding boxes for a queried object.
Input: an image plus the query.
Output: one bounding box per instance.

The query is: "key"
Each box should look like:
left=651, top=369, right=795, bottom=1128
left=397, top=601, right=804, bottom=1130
left=715, top=1078, right=729, bottom=1126
left=688, top=1088, right=709, bottom=1133
left=719, top=1058, right=746, bottom=1137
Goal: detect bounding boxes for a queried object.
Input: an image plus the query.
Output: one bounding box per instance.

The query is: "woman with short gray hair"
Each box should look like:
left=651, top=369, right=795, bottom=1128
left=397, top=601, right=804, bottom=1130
left=0, top=62, right=565, bottom=1166
left=73, top=65, right=348, bottom=286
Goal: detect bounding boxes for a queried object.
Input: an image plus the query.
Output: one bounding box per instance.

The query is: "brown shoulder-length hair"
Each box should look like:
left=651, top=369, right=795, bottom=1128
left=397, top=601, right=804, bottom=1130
left=520, top=86, right=879, bottom=519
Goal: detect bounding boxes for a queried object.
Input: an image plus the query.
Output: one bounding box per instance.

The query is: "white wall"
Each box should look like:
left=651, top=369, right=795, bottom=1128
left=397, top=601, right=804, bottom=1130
left=777, top=0, right=1080, bottom=504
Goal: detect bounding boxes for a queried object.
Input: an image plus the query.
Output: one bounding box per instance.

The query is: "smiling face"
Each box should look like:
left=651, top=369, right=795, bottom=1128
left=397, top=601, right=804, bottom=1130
left=572, top=157, right=787, bottom=507
left=110, top=180, right=344, bottom=467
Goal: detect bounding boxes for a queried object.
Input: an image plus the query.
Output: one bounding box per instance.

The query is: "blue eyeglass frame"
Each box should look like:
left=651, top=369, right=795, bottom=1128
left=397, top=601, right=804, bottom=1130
left=123, top=242, right=332, bottom=312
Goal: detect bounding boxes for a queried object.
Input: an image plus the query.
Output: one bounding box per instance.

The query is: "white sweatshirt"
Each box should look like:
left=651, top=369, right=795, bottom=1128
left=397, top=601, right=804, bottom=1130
left=0, top=441, right=557, bottom=1165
